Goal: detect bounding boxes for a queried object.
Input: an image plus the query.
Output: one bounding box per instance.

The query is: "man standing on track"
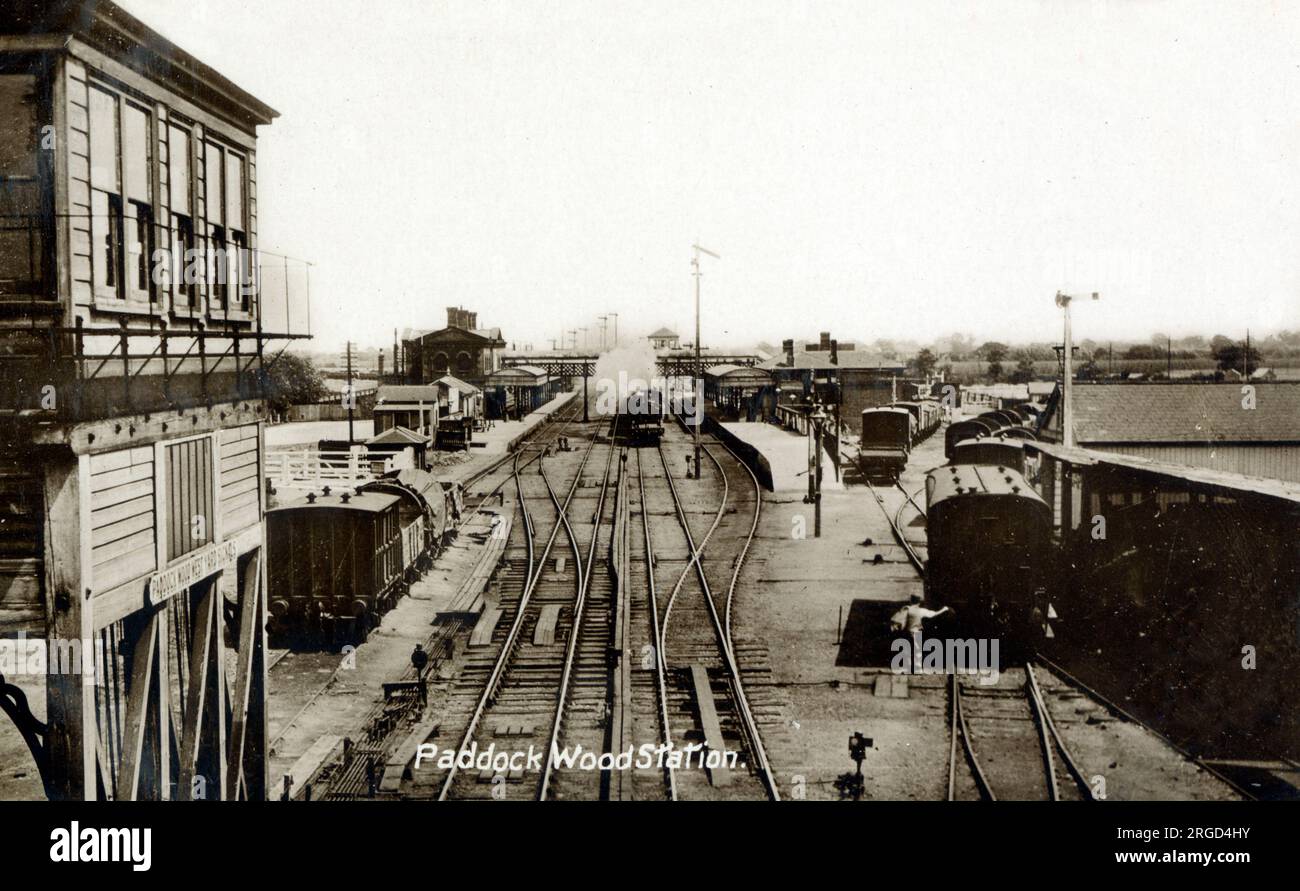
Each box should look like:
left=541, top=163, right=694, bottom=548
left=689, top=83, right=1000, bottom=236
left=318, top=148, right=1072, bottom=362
left=890, top=594, right=951, bottom=673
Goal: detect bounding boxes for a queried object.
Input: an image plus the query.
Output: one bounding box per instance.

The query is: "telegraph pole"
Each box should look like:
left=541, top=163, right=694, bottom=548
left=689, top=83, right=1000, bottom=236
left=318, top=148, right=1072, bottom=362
left=692, top=244, right=720, bottom=479
left=345, top=340, right=356, bottom=444
left=609, top=312, right=619, bottom=347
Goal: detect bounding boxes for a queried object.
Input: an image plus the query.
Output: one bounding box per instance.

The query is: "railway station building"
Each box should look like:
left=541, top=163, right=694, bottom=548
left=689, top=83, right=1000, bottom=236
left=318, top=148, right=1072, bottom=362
left=400, top=307, right=506, bottom=389
left=0, top=0, right=308, bottom=800
left=760, top=333, right=908, bottom=426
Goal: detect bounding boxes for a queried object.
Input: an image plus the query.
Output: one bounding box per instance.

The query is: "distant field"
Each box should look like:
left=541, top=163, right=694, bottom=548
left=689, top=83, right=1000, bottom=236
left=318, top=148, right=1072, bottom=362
left=943, top=359, right=1300, bottom=382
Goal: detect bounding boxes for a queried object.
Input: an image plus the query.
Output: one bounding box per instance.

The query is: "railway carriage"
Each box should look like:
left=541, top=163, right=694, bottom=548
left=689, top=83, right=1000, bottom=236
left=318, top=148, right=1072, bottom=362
left=944, top=416, right=1001, bottom=459
left=981, top=409, right=1021, bottom=430
left=924, top=464, right=1053, bottom=645
left=360, top=468, right=450, bottom=570
left=859, top=407, right=915, bottom=479
left=265, top=469, right=463, bottom=643
left=889, top=399, right=943, bottom=444
left=950, top=437, right=1028, bottom=474
left=267, top=488, right=407, bottom=642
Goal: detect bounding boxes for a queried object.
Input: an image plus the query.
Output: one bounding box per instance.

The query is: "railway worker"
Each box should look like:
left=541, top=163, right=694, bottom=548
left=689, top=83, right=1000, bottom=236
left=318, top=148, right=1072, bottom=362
left=890, top=594, right=952, bottom=673
left=411, top=644, right=429, bottom=706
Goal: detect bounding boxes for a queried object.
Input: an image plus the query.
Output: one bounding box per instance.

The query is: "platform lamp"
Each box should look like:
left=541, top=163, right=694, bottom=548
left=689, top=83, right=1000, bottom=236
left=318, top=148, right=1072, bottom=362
left=1055, top=291, right=1100, bottom=448
left=809, top=402, right=827, bottom=537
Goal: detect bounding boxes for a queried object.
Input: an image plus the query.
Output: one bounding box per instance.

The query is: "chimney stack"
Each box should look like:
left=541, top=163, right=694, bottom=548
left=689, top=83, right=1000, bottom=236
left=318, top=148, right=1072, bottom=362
left=782, top=339, right=795, bottom=367
left=820, top=331, right=831, bottom=351
left=830, top=339, right=838, bottom=365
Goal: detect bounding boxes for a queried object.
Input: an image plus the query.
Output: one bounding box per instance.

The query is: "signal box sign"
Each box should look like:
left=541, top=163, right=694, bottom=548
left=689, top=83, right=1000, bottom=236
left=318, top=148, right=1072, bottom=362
left=147, top=540, right=239, bottom=607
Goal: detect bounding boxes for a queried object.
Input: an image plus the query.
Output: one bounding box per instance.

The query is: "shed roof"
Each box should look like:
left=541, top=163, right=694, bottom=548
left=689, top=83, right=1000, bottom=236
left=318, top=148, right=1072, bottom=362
left=1027, top=441, right=1300, bottom=504
left=434, top=374, right=482, bottom=395
left=376, top=385, right=441, bottom=405
left=1043, top=382, right=1300, bottom=444
left=367, top=426, right=430, bottom=446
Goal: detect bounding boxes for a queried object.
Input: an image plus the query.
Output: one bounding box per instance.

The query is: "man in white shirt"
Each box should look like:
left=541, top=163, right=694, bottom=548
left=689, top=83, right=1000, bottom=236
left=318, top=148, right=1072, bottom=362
left=890, top=594, right=951, bottom=673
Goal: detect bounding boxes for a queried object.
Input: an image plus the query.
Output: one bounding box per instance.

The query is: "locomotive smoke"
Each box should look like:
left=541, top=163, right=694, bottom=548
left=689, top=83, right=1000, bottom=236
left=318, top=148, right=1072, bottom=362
left=593, top=342, right=661, bottom=416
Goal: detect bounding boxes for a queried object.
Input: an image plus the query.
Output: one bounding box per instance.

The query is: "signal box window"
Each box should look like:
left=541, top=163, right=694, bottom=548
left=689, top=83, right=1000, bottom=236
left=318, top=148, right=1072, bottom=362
left=0, top=72, right=47, bottom=299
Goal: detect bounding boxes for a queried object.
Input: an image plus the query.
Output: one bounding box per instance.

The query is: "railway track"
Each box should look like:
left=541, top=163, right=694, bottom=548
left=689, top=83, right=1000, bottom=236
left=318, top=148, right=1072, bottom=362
left=947, top=665, right=1095, bottom=801
left=863, top=477, right=926, bottom=575
left=621, top=446, right=676, bottom=800
left=1034, top=652, right=1257, bottom=801
left=653, top=421, right=779, bottom=801
left=855, top=447, right=1094, bottom=802
left=432, top=421, right=612, bottom=800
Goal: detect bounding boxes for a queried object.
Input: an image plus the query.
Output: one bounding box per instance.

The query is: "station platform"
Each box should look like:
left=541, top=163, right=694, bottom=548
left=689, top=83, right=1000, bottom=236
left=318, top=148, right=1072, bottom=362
left=718, top=420, right=844, bottom=493
left=443, top=390, right=579, bottom=485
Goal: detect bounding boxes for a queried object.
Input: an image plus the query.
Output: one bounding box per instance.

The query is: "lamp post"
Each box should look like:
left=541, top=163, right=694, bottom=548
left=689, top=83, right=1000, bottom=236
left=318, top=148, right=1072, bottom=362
left=809, top=402, right=827, bottom=537
left=1054, top=291, right=1099, bottom=448
left=691, top=244, right=720, bottom=479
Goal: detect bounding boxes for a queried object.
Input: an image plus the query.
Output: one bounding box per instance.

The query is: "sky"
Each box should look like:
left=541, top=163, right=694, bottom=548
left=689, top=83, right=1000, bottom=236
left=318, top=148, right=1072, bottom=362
left=118, top=0, right=1300, bottom=355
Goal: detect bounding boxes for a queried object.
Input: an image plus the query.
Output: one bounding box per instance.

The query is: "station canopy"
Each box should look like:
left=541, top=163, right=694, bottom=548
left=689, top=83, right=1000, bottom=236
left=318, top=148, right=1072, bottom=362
left=484, top=365, right=551, bottom=387
left=704, top=364, right=773, bottom=387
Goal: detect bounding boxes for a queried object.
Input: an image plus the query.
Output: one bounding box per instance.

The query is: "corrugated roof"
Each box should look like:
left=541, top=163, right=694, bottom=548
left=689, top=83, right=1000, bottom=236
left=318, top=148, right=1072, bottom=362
left=1063, top=383, right=1300, bottom=443
left=649, top=327, right=678, bottom=338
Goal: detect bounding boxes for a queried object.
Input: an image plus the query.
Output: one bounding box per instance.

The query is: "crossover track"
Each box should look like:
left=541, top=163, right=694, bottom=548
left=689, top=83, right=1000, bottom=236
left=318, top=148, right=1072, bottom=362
left=655, top=419, right=779, bottom=801
left=434, top=420, right=610, bottom=800
left=864, top=477, right=926, bottom=575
